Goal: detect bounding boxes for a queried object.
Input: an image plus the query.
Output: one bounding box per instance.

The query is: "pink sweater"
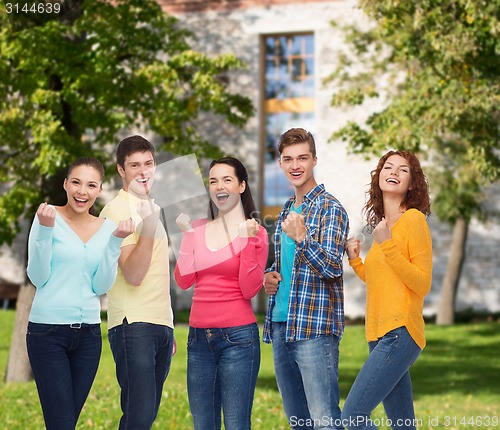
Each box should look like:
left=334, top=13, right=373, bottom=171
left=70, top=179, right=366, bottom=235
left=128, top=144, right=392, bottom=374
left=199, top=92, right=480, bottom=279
left=174, top=219, right=269, bottom=328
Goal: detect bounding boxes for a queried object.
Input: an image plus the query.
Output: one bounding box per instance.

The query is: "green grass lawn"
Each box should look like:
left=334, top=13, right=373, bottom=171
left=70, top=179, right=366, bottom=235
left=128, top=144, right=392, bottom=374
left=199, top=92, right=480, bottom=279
left=1, top=310, right=499, bottom=429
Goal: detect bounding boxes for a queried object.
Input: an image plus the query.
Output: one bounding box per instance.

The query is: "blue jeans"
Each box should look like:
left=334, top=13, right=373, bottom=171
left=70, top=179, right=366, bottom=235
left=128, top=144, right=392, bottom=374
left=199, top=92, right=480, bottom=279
left=341, top=326, right=422, bottom=430
left=26, top=322, right=102, bottom=430
left=271, top=322, right=342, bottom=430
left=187, top=323, right=260, bottom=430
left=108, top=319, right=174, bottom=430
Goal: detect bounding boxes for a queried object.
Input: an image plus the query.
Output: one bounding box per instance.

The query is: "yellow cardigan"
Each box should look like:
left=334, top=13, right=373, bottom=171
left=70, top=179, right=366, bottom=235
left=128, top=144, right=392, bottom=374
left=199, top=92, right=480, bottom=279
left=349, top=209, right=432, bottom=349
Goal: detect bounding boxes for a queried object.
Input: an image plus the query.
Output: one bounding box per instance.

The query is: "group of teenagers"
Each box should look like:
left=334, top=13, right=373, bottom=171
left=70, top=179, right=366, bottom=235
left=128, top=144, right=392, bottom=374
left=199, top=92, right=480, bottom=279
left=26, top=127, right=433, bottom=430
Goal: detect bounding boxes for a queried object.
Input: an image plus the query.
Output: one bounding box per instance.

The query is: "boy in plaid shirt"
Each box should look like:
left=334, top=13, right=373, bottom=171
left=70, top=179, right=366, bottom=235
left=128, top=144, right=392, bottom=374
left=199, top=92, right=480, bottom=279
left=263, top=128, right=349, bottom=429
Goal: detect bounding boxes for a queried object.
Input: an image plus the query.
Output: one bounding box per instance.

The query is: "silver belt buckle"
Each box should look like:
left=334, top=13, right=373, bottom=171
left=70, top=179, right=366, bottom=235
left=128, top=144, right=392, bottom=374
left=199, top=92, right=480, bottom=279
left=70, top=323, right=82, bottom=329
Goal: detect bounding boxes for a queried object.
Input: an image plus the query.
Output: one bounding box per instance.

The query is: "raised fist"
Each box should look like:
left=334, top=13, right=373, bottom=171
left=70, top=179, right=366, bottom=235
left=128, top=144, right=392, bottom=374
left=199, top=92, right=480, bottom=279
left=113, top=218, right=135, bottom=239
left=282, top=211, right=306, bottom=243
left=176, top=213, right=193, bottom=232
left=137, top=199, right=161, bottom=237
left=346, top=237, right=360, bottom=260
left=37, top=202, right=56, bottom=228
left=238, top=219, right=259, bottom=238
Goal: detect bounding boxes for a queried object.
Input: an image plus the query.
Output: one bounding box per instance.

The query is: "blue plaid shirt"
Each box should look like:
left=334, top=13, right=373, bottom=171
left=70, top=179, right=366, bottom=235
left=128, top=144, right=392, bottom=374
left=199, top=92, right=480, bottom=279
left=263, top=184, right=349, bottom=343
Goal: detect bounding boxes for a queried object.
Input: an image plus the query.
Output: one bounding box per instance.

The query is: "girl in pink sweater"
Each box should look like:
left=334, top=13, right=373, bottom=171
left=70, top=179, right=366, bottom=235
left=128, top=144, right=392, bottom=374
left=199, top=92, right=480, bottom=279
left=342, top=150, right=432, bottom=430
left=174, top=157, right=268, bottom=430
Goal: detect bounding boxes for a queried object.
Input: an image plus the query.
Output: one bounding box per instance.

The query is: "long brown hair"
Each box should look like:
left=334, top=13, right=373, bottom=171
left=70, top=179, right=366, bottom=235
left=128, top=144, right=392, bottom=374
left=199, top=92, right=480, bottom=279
left=364, top=150, right=431, bottom=230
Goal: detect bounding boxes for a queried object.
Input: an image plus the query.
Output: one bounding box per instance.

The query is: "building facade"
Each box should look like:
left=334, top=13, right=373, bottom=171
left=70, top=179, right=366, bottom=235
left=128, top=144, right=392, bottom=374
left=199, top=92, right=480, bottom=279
left=158, top=0, right=500, bottom=317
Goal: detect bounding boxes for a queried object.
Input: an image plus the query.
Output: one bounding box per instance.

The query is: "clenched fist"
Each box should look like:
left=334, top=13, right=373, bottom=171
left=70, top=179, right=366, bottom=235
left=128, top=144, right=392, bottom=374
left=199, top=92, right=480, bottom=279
left=37, top=202, right=56, bottom=228
left=238, top=219, right=259, bottom=238
left=346, top=237, right=360, bottom=260
left=263, top=271, right=281, bottom=295
left=113, top=218, right=135, bottom=238
left=282, top=211, right=306, bottom=243
left=176, top=213, right=193, bottom=232
left=137, top=199, right=161, bottom=236
left=373, top=218, right=391, bottom=244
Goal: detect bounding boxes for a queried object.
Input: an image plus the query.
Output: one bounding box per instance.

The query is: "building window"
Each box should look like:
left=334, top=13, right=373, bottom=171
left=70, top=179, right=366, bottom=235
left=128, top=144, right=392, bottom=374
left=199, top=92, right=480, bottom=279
left=261, top=33, right=315, bottom=217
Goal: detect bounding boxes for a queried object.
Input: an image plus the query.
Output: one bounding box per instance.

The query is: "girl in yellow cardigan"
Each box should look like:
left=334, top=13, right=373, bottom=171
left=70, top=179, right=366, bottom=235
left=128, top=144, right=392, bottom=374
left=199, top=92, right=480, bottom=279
left=341, top=150, right=432, bottom=430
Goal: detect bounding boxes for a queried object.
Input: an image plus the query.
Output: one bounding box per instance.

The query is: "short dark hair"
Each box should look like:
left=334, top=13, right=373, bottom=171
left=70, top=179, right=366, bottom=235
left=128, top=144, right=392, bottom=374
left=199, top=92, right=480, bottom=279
left=277, top=128, right=316, bottom=158
left=208, top=157, right=259, bottom=221
left=116, top=135, right=155, bottom=168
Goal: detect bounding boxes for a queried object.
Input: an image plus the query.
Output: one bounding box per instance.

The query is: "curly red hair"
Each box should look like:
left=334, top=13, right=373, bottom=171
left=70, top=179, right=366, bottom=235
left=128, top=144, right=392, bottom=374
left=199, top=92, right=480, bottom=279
left=364, top=150, right=431, bottom=230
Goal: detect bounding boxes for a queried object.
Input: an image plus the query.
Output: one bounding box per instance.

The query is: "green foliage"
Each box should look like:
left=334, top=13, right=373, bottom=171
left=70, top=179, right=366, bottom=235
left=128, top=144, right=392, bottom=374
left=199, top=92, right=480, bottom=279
left=0, top=0, right=254, bottom=244
left=327, top=0, right=500, bottom=224
left=1, top=311, right=499, bottom=428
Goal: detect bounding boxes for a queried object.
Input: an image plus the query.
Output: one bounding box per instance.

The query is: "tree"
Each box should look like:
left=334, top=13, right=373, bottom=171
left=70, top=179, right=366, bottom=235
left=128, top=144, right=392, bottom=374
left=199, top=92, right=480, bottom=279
left=1, top=0, right=253, bottom=381
left=326, top=0, right=500, bottom=324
